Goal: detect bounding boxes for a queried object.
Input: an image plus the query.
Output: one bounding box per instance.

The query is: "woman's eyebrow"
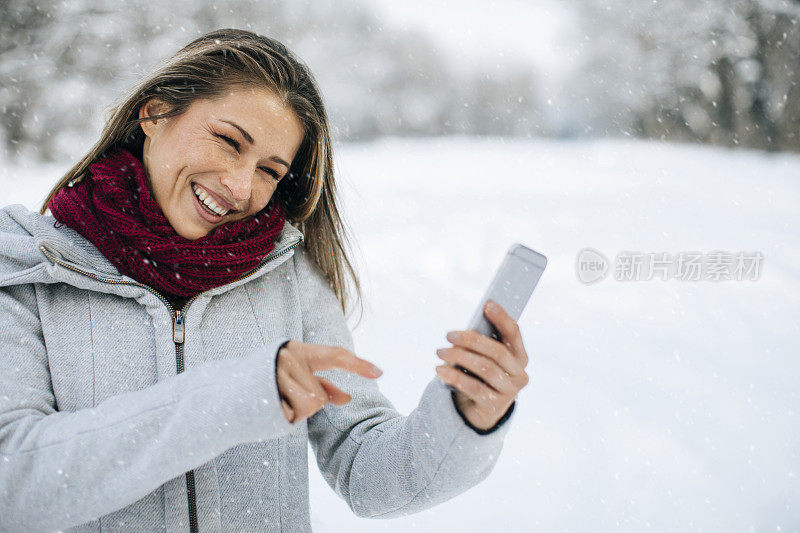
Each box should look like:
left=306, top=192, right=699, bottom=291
left=219, top=119, right=291, bottom=169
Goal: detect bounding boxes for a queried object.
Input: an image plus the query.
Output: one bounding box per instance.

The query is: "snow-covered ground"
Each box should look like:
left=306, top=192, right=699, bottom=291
left=3, top=137, right=798, bottom=531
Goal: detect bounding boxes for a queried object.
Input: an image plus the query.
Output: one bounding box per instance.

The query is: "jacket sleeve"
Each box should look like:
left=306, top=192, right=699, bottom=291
left=296, top=247, right=516, bottom=519
left=0, top=283, right=298, bottom=533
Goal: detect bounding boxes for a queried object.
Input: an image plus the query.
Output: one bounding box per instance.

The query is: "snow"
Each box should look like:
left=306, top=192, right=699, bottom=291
left=2, top=137, right=798, bottom=530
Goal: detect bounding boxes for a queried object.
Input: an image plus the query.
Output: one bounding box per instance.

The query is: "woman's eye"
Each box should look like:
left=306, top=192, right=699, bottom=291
left=214, top=133, right=239, bottom=152
left=214, top=132, right=280, bottom=181
left=259, top=167, right=281, bottom=181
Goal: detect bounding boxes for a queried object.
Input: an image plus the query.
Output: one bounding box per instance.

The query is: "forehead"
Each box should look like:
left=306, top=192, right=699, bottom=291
left=198, top=87, right=285, bottom=113
left=188, top=87, right=304, bottom=147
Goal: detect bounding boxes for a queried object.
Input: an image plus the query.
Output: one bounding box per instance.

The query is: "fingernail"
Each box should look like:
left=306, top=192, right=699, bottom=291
left=436, top=348, right=445, bottom=357
left=370, top=364, right=383, bottom=377
left=486, top=300, right=497, bottom=312
left=446, top=331, right=458, bottom=342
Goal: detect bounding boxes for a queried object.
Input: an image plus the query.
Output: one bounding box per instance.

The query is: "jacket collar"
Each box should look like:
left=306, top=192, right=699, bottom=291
left=0, top=204, right=304, bottom=298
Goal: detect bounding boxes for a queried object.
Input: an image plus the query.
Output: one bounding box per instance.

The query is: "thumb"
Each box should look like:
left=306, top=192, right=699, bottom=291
left=318, top=377, right=352, bottom=405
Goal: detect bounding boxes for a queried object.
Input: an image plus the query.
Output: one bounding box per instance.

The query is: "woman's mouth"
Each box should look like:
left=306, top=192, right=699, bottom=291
left=191, top=182, right=231, bottom=223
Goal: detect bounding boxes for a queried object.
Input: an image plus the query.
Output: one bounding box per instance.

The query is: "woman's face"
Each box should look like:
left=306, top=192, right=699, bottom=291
left=139, top=86, right=305, bottom=240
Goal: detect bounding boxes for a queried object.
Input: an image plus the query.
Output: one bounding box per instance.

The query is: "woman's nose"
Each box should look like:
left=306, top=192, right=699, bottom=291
left=220, top=164, right=255, bottom=202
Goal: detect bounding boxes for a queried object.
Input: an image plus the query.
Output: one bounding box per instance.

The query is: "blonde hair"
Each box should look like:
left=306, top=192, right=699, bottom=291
left=40, top=28, right=362, bottom=320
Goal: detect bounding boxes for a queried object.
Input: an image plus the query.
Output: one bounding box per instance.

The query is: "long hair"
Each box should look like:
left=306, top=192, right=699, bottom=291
left=40, top=28, right=362, bottom=319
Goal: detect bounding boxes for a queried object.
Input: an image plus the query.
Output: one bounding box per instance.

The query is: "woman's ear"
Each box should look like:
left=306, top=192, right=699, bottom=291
left=138, top=98, right=169, bottom=138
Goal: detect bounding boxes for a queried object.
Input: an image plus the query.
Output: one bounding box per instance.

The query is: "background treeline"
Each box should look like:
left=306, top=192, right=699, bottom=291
left=569, top=0, right=800, bottom=152
left=0, top=0, right=543, bottom=162
left=1, top=0, right=799, bottom=162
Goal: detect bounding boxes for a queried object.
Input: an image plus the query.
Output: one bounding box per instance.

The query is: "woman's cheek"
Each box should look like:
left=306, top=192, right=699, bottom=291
left=254, top=183, right=275, bottom=213
left=193, top=147, right=221, bottom=167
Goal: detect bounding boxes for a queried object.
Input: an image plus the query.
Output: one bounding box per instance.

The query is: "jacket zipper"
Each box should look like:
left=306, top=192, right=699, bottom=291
left=39, top=237, right=302, bottom=532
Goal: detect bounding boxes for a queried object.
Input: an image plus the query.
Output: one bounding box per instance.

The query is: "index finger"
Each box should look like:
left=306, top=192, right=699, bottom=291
left=296, top=342, right=383, bottom=378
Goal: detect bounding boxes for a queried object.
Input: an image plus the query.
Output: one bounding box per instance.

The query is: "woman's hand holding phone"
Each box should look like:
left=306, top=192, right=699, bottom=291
left=435, top=300, right=531, bottom=431
left=276, top=340, right=383, bottom=423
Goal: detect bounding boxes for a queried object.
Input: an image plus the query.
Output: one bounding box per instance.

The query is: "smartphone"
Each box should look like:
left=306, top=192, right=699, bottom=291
left=446, top=243, right=547, bottom=390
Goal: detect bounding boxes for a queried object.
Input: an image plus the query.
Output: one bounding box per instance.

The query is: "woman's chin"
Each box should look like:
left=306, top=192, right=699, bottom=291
left=172, top=212, right=213, bottom=241
left=178, top=227, right=210, bottom=241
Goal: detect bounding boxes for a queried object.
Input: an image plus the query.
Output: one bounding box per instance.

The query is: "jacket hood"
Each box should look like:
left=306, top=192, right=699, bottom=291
left=0, top=203, right=304, bottom=296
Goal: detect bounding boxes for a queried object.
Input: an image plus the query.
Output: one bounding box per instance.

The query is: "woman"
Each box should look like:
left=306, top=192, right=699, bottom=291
left=0, top=29, right=530, bottom=532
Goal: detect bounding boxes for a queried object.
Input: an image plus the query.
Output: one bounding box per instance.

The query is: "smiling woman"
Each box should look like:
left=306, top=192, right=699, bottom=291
left=0, top=28, right=528, bottom=533
left=137, top=88, right=304, bottom=240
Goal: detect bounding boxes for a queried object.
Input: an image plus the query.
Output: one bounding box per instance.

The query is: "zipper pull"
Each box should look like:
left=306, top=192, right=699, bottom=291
left=173, top=309, right=185, bottom=344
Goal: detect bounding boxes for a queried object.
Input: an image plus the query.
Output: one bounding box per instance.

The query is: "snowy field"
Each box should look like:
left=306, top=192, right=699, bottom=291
left=2, top=137, right=798, bottom=531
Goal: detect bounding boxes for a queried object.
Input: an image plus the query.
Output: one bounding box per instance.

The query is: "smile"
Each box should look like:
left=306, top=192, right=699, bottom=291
left=192, top=183, right=230, bottom=218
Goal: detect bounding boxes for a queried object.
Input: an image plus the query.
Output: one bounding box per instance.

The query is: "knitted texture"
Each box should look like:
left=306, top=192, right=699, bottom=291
left=48, top=147, right=286, bottom=298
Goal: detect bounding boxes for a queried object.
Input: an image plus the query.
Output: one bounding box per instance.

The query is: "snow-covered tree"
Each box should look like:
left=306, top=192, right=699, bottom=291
left=0, top=0, right=543, bottom=162
left=569, top=0, right=800, bottom=151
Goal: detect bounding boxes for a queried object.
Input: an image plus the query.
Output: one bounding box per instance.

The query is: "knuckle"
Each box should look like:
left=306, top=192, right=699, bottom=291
left=276, top=368, right=289, bottom=384
left=464, top=379, right=480, bottom=396
left=282, top=353, right=299, bottom=370
left=494, top=368, right=506, bottom=383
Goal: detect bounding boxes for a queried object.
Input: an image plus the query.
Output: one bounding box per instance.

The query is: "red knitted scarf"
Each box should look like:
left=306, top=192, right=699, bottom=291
left=49, top=147, right=287, bottom=299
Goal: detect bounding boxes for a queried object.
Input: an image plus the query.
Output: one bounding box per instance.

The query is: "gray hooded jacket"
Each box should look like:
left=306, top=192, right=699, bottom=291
left=0, top=203, right=515, bottom=532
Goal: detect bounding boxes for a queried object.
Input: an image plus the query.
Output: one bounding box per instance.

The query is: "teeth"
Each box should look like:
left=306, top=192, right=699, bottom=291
left=192, top=184, right=229, bottom=216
